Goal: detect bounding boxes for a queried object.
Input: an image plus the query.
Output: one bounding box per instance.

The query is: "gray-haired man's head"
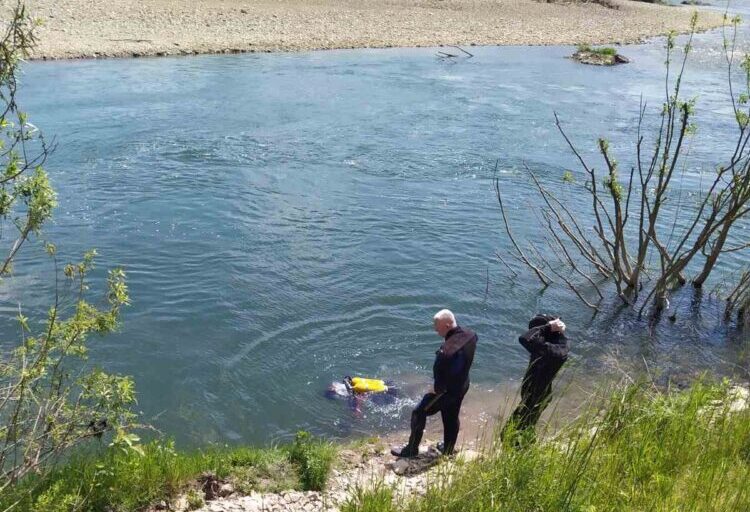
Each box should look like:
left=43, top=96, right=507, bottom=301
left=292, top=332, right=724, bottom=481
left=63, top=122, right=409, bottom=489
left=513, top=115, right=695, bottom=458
left=433, top=309, right=457, bottom=337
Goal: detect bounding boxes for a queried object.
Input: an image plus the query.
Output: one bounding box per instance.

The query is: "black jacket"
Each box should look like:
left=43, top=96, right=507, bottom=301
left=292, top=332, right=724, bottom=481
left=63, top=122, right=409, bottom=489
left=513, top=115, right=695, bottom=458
left=433, top=326, right=478, bottom=396
left=518, top=324, right=569, bottom=361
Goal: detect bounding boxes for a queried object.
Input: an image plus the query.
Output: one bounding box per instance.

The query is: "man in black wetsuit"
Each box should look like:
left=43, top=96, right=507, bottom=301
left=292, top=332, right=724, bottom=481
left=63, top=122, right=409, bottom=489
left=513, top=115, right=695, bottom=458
left=503, top=314, right=569, bottom=441
left=391, top=309, right=478, bottom=458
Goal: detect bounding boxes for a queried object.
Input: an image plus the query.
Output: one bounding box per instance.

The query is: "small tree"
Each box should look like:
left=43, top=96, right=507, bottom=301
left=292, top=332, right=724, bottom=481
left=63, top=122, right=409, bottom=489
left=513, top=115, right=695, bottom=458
left=496, top=13, right=750, bottom=323
left=0, top=2, right=137, bottom=499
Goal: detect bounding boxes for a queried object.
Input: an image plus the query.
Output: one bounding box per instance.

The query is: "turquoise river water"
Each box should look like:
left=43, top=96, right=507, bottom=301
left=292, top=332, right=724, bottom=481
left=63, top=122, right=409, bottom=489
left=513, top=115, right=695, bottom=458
left=3, top=8, right=750, bottom=445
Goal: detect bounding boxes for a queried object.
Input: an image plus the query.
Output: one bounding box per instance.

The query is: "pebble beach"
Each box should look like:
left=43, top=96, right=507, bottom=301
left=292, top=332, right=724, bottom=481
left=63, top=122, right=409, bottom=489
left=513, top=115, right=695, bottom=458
left=3, top=0, right=726, bottom=60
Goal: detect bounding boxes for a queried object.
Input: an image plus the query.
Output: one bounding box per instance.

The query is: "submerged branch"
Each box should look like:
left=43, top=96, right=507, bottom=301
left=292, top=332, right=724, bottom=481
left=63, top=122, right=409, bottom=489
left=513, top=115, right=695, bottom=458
left=494, top=168, right=552, bottom=287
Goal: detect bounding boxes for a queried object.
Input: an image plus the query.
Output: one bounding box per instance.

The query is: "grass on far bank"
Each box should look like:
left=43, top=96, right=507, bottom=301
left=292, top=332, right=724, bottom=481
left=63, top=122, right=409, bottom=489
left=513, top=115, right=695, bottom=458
left=0, top=431, right=337, bottom=512
left=345, top=380, right=750, bottom=512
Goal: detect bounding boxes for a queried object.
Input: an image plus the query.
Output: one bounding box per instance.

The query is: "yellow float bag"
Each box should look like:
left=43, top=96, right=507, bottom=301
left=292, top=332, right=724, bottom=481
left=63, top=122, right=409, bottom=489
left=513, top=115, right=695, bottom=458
left=350, top=377, right=388, bottom=394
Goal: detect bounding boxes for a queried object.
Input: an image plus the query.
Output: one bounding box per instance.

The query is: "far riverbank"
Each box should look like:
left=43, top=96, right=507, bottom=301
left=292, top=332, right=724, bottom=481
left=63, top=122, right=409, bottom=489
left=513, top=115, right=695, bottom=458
left=6, top=0, right=725, bottom=60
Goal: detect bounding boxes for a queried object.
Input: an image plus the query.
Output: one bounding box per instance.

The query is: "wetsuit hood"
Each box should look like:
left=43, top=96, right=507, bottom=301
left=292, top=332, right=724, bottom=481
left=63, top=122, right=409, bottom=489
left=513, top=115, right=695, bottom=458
left=528, top=314, right=566, bottom=342
left=528, top=314, right=555, bottom=329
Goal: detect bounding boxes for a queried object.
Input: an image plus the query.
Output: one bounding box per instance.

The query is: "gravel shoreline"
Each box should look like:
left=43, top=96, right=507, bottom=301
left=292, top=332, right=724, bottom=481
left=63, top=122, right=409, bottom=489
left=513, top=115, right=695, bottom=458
left=3, top=0, right=725, bottom=60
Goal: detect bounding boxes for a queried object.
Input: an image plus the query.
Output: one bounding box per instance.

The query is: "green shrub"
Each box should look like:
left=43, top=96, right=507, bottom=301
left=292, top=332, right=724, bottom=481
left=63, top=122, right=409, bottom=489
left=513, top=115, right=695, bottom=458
left=576, top=44, right=617, bottom=56
left=31, top=480, right=87, bottom=512
left=186, top=489, right=204, bottom=510
left=289, top=431, right=337, bottom=491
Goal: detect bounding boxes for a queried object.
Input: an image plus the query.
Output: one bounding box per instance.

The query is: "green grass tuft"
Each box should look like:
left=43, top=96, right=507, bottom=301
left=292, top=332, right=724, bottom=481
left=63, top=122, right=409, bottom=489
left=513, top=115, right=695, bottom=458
left=185, top=488, right=204, bottom=510
left=576, top=44, right=617, bottom=56
left=289, top=431, right=338, bottom=491
left=342, top=483, right=396, bottom=512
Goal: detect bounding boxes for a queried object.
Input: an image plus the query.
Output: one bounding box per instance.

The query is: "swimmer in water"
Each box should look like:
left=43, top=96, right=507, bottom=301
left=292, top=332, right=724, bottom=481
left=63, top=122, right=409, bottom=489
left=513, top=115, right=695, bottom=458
left=325, top=376, right=400, bottom=415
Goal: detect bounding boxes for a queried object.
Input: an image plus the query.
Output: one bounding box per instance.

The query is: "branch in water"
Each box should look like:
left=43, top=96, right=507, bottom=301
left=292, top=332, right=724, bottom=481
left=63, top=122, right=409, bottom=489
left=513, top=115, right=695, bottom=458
left=494, top=165, right=552, bottom=287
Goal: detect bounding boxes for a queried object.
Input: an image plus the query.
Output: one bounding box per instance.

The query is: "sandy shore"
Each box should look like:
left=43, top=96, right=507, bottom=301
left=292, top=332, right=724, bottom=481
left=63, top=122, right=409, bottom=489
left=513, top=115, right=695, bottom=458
left=3, top=0, right=725, bottom=60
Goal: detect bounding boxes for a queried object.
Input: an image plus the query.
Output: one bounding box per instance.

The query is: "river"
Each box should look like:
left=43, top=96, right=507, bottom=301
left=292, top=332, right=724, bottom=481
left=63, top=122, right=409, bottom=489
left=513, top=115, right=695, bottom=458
left=3, top=4, right=750, bottom=446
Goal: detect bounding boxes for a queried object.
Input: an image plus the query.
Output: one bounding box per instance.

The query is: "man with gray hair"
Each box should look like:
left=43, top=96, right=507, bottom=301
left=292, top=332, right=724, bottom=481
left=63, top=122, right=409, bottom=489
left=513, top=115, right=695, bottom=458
left=391, top=309, right=478, bottom=458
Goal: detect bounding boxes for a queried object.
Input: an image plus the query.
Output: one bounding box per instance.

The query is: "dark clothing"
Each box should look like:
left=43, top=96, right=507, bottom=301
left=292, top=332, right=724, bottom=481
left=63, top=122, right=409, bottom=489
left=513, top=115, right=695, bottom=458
left=506, top=323, right=569, bottom=435
left=518, top=323, right=569, bottom=361
left=402, top=326, right=478, bottom=455
left=406, top=389, right=467, bottom=456
left=433, top=326, right=478, bottom=396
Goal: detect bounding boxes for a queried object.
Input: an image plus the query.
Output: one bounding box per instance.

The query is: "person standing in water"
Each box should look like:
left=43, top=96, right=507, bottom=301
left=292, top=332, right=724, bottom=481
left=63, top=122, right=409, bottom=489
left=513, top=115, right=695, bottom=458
left=503, top=314, right=569, bottom=442
left=391, top=309, right=478, bottom=458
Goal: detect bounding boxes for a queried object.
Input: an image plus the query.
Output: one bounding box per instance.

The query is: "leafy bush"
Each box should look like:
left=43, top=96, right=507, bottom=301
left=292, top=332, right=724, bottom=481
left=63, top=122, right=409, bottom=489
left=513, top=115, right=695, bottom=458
left=289, top=431, right=337, bottom=491
left=0, top=3, right=138, bottom=496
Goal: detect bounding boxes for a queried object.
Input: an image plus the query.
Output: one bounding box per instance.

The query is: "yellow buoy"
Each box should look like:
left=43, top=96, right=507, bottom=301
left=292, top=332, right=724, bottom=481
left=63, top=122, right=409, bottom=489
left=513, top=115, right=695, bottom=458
left=350, top=377, right=388, bottom=394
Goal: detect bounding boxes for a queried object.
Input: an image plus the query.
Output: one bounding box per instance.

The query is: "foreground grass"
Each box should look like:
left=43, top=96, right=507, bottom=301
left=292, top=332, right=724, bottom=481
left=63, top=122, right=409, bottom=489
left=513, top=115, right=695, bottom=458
left=0, top=432, right=336, bottom=512
left=4, top=381, right=749, bottom=512
left=345, top=380, right=750, bottom=512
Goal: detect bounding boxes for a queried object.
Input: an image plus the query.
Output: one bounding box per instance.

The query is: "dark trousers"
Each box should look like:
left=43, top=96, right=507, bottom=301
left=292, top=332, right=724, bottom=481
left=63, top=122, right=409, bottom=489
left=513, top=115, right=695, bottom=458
left=505, top=358, right=564, bottom=437
left=406, top=387, right=467, bottom=455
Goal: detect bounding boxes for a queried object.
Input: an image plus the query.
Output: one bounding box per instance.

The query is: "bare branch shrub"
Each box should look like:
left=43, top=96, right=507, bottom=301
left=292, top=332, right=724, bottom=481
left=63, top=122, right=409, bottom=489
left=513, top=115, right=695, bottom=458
left=496, top=14, right=750, bottom=323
